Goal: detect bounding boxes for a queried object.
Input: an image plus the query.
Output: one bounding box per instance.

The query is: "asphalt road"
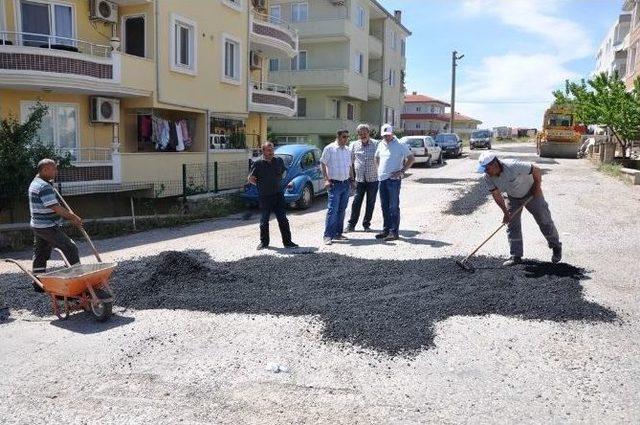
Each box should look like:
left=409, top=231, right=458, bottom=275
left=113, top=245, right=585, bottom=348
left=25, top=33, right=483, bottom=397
left=1, top=143, right=639, bottom=424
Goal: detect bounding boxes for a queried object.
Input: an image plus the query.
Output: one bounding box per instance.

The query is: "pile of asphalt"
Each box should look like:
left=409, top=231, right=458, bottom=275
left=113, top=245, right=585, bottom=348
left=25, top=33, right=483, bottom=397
left=0, top=251, right=617, bottom=356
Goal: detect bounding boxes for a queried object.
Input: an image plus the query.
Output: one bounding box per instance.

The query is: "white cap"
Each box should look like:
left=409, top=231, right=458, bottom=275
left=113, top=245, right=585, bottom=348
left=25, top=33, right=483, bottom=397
left=477, top=151, right=497, bottom=173
left=380, top=123, right=393, bottom=136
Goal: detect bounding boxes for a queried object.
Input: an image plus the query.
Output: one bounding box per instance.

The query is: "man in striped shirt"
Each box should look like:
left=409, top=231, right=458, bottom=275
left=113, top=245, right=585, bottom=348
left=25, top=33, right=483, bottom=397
left=29, top=159, right=82, bottom=286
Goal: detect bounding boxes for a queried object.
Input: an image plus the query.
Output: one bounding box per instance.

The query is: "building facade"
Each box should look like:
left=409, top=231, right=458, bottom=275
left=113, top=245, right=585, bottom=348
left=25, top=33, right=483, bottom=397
left=401, top=92, right=450, bottom=136
left=267, top=0, right=410, bottom=146
left=0, top=0, right=298, bottom=199
left=595, top=13, right=631, bottom=78
left=623, top=0, right=640, bottom=89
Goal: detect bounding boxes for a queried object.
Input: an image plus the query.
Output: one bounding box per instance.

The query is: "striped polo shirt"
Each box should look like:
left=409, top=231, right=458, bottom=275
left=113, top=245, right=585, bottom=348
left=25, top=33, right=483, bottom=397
left=28, top=177, right=60, bottom=228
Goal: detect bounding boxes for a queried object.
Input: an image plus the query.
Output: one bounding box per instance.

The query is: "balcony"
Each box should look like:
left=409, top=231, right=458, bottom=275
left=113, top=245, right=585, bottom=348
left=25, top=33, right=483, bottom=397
left=268, top=118, right=357, bottom=136
left=270, top=68, right=350, bottom=90
left=369, top=35, right=383, bottom=59
left=0, top=31, right=151, bottom=97
left=368, top=79, right=381, bottom=99
left=250, top=12, right=298, bottom=58
left=249, top=81, right=297, bottom=117
left=295, top=18, right=354, bottom=42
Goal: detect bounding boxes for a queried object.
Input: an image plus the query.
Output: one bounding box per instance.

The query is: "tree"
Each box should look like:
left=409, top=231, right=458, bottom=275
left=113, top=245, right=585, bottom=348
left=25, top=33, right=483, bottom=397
left=553, top=72, right=640, bottom=158
left=0, top=103, right=70, bottom=214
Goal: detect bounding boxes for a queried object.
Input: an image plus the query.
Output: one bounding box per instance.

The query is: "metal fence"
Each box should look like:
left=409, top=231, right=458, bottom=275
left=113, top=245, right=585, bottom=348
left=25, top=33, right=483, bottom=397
left=182, top=160, right=250, bottom=197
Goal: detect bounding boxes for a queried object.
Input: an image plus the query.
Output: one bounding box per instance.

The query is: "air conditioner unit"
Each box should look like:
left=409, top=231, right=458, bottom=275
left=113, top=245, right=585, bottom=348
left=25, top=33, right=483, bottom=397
left=252, top=0, right=266, bottom=10
left=91, top=97, right=120, bottom=124
left=250, top=51, right=262, bottom=70
left=90, top=0, right=118, bottom=24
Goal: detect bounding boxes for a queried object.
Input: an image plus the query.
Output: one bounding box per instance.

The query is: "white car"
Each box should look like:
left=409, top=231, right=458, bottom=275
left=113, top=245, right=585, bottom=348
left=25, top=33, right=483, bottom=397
left=400, top=136, right=443, bottom=167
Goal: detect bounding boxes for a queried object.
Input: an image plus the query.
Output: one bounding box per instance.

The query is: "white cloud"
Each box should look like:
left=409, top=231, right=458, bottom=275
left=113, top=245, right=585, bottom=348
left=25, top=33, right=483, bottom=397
left=453, top=0, right=592, bottom=128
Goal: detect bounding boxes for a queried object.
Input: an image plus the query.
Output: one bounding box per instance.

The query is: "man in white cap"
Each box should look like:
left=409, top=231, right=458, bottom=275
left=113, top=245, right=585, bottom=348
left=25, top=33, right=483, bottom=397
left=477, top=152, right=562, bottom=265
left=374, top=124, right=414, bottom=241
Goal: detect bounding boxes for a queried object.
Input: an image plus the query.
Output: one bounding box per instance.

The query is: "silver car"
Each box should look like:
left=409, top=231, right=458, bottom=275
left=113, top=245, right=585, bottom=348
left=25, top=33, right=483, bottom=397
left=400, top=136, right=444, bottom=167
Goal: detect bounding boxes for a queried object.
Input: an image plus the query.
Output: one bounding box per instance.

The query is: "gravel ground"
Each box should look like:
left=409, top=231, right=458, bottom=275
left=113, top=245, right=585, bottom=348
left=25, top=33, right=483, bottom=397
left=1, top=143, right=639, bottom=424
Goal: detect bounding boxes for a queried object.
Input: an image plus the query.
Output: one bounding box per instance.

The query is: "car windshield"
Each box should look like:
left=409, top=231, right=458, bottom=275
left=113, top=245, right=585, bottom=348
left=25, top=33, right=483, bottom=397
left=472, top=130, right=491, bottom=138
left=435, top=134, right=458, bottom=144
left=548, top=114, right=573, bottom=127
left=400, top=137, right=424, bottom=148
left=275, top=154, right=293, bottom=168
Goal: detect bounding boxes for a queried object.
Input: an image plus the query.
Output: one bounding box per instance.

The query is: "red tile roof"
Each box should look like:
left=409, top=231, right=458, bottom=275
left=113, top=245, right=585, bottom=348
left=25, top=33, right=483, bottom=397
left=404, top=93, right=451, bottom=106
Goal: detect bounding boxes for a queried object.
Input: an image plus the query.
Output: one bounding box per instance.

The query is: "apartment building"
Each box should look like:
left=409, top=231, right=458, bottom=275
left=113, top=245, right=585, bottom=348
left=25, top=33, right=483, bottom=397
left=595, top=13, right=631, bottom=78
left=401, top=92, right=450, bottom=136
left=0, top=0, right=298, bottom=200
left=267, top=0, right=410, bottom=146
left=623, top=0, right=640, bottom=89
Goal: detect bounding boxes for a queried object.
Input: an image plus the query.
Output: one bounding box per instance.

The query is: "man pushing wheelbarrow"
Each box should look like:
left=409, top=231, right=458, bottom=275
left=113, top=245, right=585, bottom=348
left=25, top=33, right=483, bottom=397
left=28, top=159, right=83, bottom=287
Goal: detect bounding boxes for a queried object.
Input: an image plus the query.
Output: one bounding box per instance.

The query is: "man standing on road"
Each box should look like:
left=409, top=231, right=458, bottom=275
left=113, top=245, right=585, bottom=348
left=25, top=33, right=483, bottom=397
left=374, top=124, right=415, bottom=241
left=345, top=124, right=378, bottom=233
left=320, top=129, right=354, bottom=245
left=478, top=152, right=562, bottom=265
left=29, top=159, right=82, bottom=289
left=248, top=142, right=298, bottom=250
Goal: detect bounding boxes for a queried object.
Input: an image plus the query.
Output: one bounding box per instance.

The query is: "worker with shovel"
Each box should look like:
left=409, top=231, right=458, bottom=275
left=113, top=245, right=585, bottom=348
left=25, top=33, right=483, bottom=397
left=28, top=159, right=82, bottom=289
left=478, top=152, right=562, bottom=266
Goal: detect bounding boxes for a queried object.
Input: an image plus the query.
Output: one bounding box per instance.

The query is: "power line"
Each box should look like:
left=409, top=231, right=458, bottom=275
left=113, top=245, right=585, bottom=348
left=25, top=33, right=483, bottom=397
left=456, top=100, right=551, bottom=104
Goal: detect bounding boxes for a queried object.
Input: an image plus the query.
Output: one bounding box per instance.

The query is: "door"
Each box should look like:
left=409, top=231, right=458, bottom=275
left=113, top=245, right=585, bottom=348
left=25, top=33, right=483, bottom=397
left=124, top=15, right=145, bottom=57
left=311, top=149, right=325, bottom=193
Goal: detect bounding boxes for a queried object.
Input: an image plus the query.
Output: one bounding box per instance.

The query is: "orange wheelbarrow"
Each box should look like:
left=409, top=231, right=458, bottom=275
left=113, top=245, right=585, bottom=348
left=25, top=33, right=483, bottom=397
left=5, top=256, right=117, bottom=322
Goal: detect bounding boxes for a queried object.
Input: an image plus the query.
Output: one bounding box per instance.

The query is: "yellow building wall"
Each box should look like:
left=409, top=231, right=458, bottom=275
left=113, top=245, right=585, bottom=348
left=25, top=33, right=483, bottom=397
left=246, top=113, right=267, bottom=148
left=155, top=0, right=248, bottom=114
left=0, top=90, right=115, bottom=152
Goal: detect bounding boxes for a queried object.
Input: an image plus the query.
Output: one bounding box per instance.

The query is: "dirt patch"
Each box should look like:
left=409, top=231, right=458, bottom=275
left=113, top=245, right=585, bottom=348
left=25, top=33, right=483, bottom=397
left=1, top=251, right=616, bottom=357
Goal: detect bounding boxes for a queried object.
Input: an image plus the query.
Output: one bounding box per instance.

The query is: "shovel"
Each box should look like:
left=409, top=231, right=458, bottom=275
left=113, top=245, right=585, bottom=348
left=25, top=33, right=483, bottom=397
left=456, top=196, right=532, bottom=273
left=51, top=185, right=102, bottom=263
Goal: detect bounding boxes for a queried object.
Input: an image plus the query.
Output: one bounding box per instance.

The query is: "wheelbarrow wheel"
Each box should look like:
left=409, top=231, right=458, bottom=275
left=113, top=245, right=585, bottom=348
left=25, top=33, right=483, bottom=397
left=90, top=289, right=112, bottom=322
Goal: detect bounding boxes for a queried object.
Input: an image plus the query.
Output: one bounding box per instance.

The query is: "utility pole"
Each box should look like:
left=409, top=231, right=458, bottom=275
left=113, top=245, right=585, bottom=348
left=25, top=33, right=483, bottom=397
left=450, top=50, right=464, bottom=133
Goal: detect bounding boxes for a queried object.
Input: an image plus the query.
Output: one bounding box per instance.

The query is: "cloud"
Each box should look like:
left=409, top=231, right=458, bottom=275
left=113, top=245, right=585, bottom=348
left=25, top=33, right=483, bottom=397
left=454, top=0, right=593, bottom=128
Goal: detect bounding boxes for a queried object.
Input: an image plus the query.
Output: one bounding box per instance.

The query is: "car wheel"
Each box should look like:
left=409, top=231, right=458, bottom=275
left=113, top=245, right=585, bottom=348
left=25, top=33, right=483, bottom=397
left=487, top=144, right=492, bottom=150
left=437, top=153, right=444, bottom=165
left=458, top=149, right=463, bottom=157
left=296, top=184, right=314, bottom=210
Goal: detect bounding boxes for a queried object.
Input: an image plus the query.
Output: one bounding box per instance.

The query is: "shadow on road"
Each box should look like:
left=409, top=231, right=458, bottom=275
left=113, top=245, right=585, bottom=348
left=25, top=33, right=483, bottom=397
left=0, top=251, right=616, bottom=356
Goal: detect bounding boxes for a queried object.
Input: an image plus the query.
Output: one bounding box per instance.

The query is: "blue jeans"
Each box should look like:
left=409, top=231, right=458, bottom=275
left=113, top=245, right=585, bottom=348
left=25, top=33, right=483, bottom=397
left=379, top=178, right=401, bottom=234
left=324, top=180, right=350, bottom=238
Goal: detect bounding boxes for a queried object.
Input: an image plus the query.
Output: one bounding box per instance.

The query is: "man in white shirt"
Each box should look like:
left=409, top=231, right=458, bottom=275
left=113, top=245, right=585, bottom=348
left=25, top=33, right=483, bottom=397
left=320, top=129, right=354, bottom=245
left=374, top=124, right=414, bottom=241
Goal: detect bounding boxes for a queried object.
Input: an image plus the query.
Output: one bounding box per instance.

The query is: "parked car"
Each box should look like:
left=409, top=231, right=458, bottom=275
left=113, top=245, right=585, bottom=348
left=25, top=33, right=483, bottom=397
left=435, top=133, right=463, bottom=157
left=400, top=136, right=443, bottom=167
left=241, top=144, right=326, bottom=209
left=469, top=129, right=493, bottom=150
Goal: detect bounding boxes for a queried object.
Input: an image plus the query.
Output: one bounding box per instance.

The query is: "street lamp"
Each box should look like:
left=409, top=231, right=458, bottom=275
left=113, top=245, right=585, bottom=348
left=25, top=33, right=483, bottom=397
left=450, top=51, right=464, bottom=133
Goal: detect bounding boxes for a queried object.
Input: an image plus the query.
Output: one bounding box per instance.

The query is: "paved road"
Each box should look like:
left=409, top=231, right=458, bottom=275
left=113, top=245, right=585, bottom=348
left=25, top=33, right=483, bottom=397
left=1, top=143, right=639, bottom=424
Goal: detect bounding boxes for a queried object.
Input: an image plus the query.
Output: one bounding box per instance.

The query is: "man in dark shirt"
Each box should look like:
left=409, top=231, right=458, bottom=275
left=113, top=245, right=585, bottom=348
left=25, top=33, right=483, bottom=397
left=248, top=142, right=298, bottom=250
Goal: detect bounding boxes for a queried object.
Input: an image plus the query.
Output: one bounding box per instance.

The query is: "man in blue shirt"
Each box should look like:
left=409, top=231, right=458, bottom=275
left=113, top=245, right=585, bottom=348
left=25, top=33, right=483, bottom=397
left=374, top=124, right=414, bottom=241
left=28, top=159, right=82, bottom=288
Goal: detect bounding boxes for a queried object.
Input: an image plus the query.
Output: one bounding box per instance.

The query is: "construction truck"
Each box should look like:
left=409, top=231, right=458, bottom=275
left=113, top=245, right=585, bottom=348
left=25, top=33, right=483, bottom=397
left=537, top=105, right=587, bottom=158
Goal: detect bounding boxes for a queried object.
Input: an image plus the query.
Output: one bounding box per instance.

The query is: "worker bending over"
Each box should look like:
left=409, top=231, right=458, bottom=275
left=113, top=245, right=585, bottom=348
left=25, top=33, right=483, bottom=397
left=477, top=152, right=562, bottom=266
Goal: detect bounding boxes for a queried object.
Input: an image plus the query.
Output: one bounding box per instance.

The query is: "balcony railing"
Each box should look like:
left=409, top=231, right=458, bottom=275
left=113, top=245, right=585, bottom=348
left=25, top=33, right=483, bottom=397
left=57, top=147, right=113, bottom=163
left=251, top=81, right=295, bottom=96
left=0, top=31, right=111, bottom=57
left=250, top=12, right=298, bottom=57
left=249, top=81, right=296, bottom=117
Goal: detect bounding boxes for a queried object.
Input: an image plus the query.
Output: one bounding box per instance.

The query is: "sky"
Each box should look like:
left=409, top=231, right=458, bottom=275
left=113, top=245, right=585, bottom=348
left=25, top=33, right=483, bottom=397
left=378, top=0, right=623, bottom=129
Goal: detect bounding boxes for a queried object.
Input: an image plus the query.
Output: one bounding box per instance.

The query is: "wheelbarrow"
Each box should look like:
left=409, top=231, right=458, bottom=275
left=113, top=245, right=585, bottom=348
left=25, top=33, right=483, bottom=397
left=3, top=185, right=117, bottom=322
left=4, top=256, right=117, bottom=322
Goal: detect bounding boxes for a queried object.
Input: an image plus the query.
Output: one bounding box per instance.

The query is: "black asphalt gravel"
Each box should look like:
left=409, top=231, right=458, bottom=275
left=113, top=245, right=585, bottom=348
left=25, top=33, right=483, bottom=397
left=1, top=251, right=616, bottom=356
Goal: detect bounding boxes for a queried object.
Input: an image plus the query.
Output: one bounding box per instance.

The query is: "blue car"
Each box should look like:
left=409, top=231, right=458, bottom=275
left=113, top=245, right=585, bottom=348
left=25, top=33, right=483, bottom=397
left=241, top=144, right=327, bottom=209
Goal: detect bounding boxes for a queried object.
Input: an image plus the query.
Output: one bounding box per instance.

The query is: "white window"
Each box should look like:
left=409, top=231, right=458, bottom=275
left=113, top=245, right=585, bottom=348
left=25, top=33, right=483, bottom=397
left=21, top=102, right=78, bottom=153
left=416, top=123, right=421, bottom=129
left=170, top=14, right=197, bottom=75
left=332, top=99, right=341, bottom=119
left=222, top=34, right=241, bottom=84
left=347, top=103, right=354, bottom=120
left=416, top=106, right=421, bottom=112
left=291, top=2, right=308, bottom=23
left=222, top=0, right=242, bottom=12
left=401, top=39, right=406, bottom=57
left=269, top=5, right=281, bottom=23
left=355, top=5, right=365, bottom=29
left=269, top=58, right=279, bottom=71
left=19, top=0, right=74, bottom=47
left=388, top=69, right=395, bottom=86
left=353, top=52, right=364, bottom=74
left=291, top=51, right=307, bottom=70
left=388, top=29, right=397, bottom=50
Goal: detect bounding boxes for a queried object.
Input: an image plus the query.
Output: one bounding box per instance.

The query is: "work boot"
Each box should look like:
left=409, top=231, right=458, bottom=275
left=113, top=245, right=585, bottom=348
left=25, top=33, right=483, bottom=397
left=344, top=225, right=355, bottom=233
left=383, top=233, right=399, bottom=241
left=323, top=237, right=333, bottom=246
left=375, top=231, right=389, bottom=239
left=257, top=243, right=269, bottom=250
left=334, top=234, right=348, bottom=241
left=552, top=246, right=562, bottom=263
left=284, top=242, right=299, bottom=249
left=502, top=256, right=522, bottom=266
